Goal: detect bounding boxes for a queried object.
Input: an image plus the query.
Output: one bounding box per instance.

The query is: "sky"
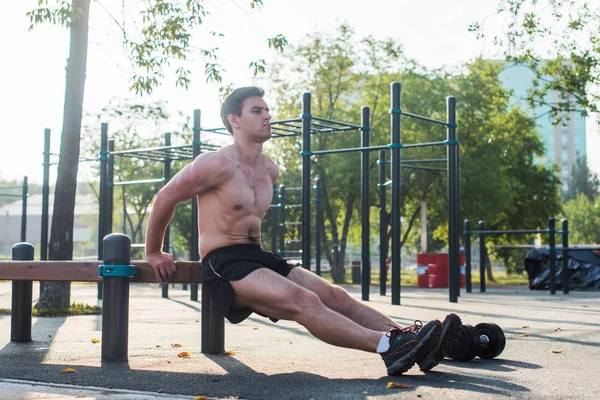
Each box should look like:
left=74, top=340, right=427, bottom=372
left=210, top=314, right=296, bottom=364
left=1, top=0, right=598, bottom=186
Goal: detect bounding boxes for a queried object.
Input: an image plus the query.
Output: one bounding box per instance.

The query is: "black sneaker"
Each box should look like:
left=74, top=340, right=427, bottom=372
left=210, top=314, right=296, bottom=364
left=418, top=313, right=462, bottom=372
left=381, top=320, right=441, bottom=375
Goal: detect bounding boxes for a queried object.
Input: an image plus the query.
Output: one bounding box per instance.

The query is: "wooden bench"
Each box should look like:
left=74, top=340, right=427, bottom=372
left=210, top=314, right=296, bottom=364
left=0, top=234, right=225, bottom=362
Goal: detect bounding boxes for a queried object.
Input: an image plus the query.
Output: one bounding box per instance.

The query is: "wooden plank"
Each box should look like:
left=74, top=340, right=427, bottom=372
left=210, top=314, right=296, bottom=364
left=0, top=261, right=203, bottom=283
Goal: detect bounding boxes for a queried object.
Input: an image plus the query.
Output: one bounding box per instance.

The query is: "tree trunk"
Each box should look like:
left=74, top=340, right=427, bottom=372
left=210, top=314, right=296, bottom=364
left=37, top=0, right=90, bottom=309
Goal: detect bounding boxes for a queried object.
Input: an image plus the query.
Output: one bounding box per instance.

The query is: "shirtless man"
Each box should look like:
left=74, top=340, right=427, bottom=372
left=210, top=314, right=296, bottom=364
left=145, top=86, right=461, bottom=375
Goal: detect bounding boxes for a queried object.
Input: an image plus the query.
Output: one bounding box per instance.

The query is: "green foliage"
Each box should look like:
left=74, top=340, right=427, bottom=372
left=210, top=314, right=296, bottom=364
left=32, top=302, right=101, bottom=317
left=27, top=0, right=287, bottom=94
left=565, top=155, right=599, bottom=201
left=562, top=194, right=600, bottom=244
left=471, top=0, right=600, bottom=120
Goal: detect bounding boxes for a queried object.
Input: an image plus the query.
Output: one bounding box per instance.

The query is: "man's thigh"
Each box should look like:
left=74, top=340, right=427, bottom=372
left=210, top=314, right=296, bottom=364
left=287, top=267, right=345, bottom=307
left=230, top=267, right=311, bottom=321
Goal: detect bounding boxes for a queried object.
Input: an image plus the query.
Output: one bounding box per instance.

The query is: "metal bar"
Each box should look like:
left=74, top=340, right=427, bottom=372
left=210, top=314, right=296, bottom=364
left=390, top=82, right=402, bottom=305
left=0, top=194, right=23, bottom=198
left=562, top=219, right=569, bottom=295
left=312, top=116, right=362, bottom=129
left=401, top=158, right=447, bottom=163
left=402, top=165, right=447, bottom=172
left=548, top=218, right=556, bottom=295
left=479, top=221, right=486, bottom=293
left=162, top=133, right=172, bottom=299
left=379, top=150, right=387, bottom=296
left=112, top=178, right=165, bottom=186
left=97, top=124, right=108, bottom=265
left=41, top=128, right=51, bottom=261
left=301, top=94, right=312, bottom=270
left=468, top=229, right=551, bottom=235
left=447, top=95, right=459, bottom=303
left=310, top=144, right=388, bottom=156
left=361, top=107, right=371, bottom=301
left=401, top=111, right=448, bottom=126
left=20, top=177, right=28, bottom=242
left=191, top=109, right=201, bottom=302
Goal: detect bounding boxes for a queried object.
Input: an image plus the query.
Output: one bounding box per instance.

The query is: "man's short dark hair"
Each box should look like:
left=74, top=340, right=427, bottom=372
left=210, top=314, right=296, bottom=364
left=220, top=86, right=265, bottom=134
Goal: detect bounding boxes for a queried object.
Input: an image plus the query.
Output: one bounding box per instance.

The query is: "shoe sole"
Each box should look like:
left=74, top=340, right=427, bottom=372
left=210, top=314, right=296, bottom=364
left=419, top=313, right=462, bottom=372
left=387, top=324, right=441, bottom=376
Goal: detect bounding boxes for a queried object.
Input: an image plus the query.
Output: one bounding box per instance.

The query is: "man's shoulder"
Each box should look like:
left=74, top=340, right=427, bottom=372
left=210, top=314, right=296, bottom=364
left=192, top=147, right=236, bottom=176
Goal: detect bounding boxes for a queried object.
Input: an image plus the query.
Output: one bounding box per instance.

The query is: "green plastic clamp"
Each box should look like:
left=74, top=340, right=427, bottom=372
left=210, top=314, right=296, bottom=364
left=98, top=264, right=137, bottom=278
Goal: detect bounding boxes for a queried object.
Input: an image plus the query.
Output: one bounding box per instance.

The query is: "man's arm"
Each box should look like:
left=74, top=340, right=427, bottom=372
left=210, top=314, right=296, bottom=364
left=145, top=151, right=233, bottom=281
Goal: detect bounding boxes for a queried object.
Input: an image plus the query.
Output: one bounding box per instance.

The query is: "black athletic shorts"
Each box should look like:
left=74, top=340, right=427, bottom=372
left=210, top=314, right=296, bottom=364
left=202, top=244, right=296, bottom=324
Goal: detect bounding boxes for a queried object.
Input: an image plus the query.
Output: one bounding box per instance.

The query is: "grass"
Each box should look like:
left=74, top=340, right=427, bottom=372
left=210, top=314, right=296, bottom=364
left=0, top=302, right=102, bottom=317
left=322, top=268, right=529, bottom=287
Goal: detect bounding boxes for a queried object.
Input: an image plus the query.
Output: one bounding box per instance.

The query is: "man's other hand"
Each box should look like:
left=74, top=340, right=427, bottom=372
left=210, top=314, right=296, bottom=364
left=147, top=251, right=176, bottom=282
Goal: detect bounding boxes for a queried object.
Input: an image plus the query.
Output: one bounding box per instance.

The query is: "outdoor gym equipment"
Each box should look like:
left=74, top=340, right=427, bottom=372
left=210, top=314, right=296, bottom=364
left=447, top=322, right=506, bottom=361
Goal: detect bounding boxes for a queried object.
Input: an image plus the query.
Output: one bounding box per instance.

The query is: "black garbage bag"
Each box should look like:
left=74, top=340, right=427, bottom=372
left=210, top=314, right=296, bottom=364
left=524, top=248, right=600, bottom=291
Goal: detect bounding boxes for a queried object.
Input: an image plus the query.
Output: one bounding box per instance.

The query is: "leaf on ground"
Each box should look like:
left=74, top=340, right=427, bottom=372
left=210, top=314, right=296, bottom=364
left=253, top=328, right=259, bottom=331
left=195, top=396, right=210, bottom=400
left=171, top=343, right=182, bottom=348
left=555, top=327, right=562, bottom=332
left=583, top=305, right=588, bottom=308
left=177, top=351, right=191, bottom=358
left=552, top=349, right=564, bottom=354
left=387, top=382, right=411, bottom=389
left=61, top=367, right=76, bottom=373
left=195, top=320, right=200, bottom=322
left=522, top=325, right=530, bottom=329
left=221, top=350, right=236, bottom=356
left=167, top=360, right=172, bottom=364
left=522, top=333, right=531, bottom=337
left=91, top=338, right=100, bottom=344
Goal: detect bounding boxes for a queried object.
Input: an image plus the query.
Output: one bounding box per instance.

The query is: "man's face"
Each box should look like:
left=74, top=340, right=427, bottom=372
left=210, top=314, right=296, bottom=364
left=230, top=96, right=272, bottom=141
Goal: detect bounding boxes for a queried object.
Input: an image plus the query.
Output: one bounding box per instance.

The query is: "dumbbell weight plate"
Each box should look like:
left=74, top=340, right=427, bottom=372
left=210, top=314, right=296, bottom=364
left=475, top=322, right=506, bottom=359
left=447, top=324, right=480, bottom=362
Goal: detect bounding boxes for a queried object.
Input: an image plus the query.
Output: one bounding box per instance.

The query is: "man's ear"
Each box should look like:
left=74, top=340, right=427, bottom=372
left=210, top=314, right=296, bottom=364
left=228, top=113, right=238, bottom=131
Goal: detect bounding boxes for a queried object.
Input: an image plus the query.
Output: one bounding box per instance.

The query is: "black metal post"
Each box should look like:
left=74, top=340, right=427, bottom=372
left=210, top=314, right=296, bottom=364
left=101, top=233, right=131, bottom=362
left=162, top=132, right=172, bottom=299
left=315, top=177, right=322, bottom=276
left=562, top=219, right=569, bottom=294
left=191, top=109, right=201, bottom=301
left=390, top=82, right=402, bottom=305
left=41, top=129, right=51, bottom=261
left=301, top=93, right=312, bottom=270
left=11, top=242, right=34, bottom=342
left=279, top=185, right=286, bottom=256
left=379, top=150, right=387, bottom=296
left=201, top=286, right=225, bottom=354
left=98, top=123, right=108, bottom=262
left=464, top=220, right=472, bottom=293
left=479, top=220, right=486, bottom=293
left=548, top=217, right=556, bottom=295
left=361, top=107, right=371, bottom=301
left=447, top=96, right=459, bottom=303
left=20, top=177, right=28, bottom=242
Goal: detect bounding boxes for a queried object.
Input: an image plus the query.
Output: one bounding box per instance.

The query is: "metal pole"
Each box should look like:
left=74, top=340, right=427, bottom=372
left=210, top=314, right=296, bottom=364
left=301, top=93, right=312, bottom=270
left=162, top=132, right=172, bottom=299
left=464, top=219, right=472, bottom=293
left=390, top=82, right=402, bottom=305
left=20, top=177, right=28, bottom=242
left=548, top=217, right=556, bottom=295
left=379, top=150, right=387, bottom=296
left=479, top=220, right=486, bottom=293
left=315, top=177, right=322, bottom=276
left=11, top=242, right=34, bottom=342
left=101, top=233, right=131, bottom=362
left=562, top=219, right=569, bottom=294
left=271, top=185, right=279, bottom=254
left=447, top=96, right=459, bottom=303
left=279, top=185, right=286, bottom=256
left=41, top=129, right=51, bottom=261
left=98, top=123, right=108, bottom=262
left=191, top=109, right=201, bottom=301
left=361, top=107, right=371, bottom=301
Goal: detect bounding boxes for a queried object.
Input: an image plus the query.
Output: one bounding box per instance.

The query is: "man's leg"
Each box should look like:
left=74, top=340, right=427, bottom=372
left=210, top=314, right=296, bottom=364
left=287, top=267, right=400, bottom=331
left=230, top=268, right=382, bottom=352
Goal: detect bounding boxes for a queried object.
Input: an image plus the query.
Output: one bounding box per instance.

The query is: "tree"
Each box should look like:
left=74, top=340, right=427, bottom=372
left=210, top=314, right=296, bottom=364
left=565, top=154, right=599, bottom=201
left=563, top=194, right=600, bottom=244
left=27, top=0, right=286, bottom=308
left=469, top=0, right=599, bottom=121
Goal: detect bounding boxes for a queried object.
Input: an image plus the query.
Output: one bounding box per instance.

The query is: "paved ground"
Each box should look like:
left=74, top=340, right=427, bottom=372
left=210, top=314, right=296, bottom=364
left=0, top=281, right=599, bottom=399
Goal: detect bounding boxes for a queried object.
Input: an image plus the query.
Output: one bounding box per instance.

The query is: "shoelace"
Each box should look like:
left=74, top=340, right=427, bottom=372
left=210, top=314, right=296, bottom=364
left=387, top=320, right=424, bottom=337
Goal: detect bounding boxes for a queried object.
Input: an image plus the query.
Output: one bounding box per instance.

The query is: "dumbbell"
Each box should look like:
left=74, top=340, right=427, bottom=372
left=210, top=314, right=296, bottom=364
left=446, top=322, right=506, bottom=361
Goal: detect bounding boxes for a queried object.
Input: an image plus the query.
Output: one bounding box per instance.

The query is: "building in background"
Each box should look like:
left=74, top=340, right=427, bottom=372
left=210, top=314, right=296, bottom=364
left=498, top=63, right=587, bottom=193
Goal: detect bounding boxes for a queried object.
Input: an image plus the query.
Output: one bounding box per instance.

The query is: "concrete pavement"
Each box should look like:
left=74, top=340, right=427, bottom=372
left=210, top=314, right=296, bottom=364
left=0, top=281, right=599, bottom=399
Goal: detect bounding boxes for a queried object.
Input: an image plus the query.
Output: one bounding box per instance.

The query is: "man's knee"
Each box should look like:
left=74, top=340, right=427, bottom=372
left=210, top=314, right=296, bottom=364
left=291, top=289, right=325, bottom=318
left=323, top=285, right=353, bottom=310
